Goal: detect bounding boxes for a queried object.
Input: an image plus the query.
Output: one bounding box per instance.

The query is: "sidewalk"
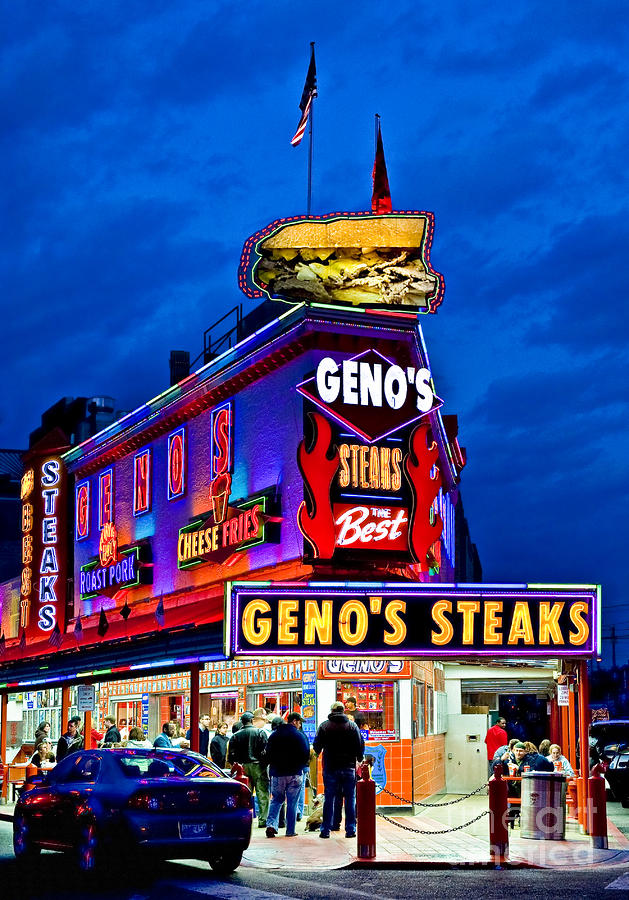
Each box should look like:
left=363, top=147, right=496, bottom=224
left=241, top=794, right=629, bottom=871
left=3, top=794, right=629, bottom=871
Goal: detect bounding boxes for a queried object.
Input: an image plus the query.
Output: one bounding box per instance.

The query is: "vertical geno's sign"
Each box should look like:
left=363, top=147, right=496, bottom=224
left=21, top=456, right=68, bottom=641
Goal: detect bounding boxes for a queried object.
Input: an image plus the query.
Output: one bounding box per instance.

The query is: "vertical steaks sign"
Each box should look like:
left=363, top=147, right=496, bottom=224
left=21, top=453, right=68, bottom=641
left=226, top=583, right=601, bottom=658
left=296, top=349, right=444, bottom=569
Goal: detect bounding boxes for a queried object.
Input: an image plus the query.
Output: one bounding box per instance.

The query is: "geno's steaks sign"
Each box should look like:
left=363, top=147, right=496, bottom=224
left=226, top=583, right=600, bottom=658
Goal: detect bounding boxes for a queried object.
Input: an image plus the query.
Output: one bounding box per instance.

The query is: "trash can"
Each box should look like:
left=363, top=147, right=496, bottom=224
left=520, top=771, right=567, bottom=840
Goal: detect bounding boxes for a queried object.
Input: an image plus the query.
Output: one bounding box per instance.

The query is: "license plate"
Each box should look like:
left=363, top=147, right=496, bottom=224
left=179, top=821, right=210, bottom=838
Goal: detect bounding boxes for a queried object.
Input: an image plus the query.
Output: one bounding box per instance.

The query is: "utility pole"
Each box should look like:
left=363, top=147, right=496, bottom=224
left=611, top=625, right=617, bottom=669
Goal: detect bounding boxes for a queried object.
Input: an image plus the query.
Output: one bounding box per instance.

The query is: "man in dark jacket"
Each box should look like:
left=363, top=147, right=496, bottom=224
left=101, top=715, right=121, bottom=746
left=313, top=701, right=364, bottom=838
left=265, top=712, right=310, bottom=838
left=227, top=711, right=269, bottom=827
left=186, top=714, right=211, bottom=757
left=210, top=722, right=229, bottom=768
left=56, top=719, right=83, bottom=762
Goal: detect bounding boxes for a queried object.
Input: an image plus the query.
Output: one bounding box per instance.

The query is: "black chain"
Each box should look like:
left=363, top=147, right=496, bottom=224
left=379, top=781, right=489, bottom=807
left=377, top=810, right=489, bottom=835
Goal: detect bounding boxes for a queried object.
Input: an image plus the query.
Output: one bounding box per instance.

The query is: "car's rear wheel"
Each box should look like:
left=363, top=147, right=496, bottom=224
left=621, top=797, right=629, bottom=809
left=13, top=813, right=40, bottom=861
left=208, top=849, right=243, bottom=874
left=76, top=820, right=99, bottom=873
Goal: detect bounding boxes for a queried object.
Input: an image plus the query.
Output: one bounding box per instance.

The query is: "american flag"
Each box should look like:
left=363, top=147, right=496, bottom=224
left=48, top=622, right=63, bottom=648
left=155, top=596, right=165, bottom=628
left=291, top=44, right=317, bottom=147
left=97, top=607, right=109, bottom=638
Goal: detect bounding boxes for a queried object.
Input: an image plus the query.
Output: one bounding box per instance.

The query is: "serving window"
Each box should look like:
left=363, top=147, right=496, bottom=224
left=336, top=680, right=398, bottom=741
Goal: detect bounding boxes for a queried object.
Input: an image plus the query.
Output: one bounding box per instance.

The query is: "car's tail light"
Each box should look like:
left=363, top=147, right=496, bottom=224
left=222, top=788, right=252, bottom=810
left=128, top=792, right=165, bottom=811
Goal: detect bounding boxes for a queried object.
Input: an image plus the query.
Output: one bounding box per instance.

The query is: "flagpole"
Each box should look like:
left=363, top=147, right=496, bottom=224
left=307, top=41, right=315, bottom=216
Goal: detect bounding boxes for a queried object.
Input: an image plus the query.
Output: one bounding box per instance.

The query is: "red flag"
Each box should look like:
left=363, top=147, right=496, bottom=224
left=372, top=118, right=392, bottom=214
left=291, top=44, right=317, bottom=147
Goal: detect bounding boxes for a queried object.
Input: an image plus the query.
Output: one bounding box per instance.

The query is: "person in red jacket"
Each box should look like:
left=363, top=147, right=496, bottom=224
left=484, top=717, right=507, bottom=776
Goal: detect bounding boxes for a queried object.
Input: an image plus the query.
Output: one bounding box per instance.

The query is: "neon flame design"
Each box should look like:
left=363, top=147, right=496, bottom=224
left=297, top=413, right=339, bottom=560
left=99, top=522, right=118, bottom=567
left=404, top=424, right=442, bottom=569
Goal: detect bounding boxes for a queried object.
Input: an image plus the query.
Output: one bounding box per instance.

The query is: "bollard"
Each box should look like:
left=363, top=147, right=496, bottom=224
left=25, top=763, right=38, bottom=780
left=588, top=765, right=608, bottom=849
left=356, top=762, right=376, bottom=859
left=0, top=760, right=5, bottom=804
left=488, top=763, right=509, bottom=865
left=230, top=762, right=250, bottom=791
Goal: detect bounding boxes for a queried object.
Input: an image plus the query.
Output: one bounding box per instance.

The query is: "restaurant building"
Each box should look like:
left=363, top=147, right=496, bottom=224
left=0, top=212, right=600, bottom=815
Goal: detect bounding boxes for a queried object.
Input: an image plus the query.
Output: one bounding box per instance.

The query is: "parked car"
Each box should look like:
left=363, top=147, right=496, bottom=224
left=606, top=750, right=629, bottom=807
left=589, top=720, right=629, bottom=771
left=13, top=747, right=252, bottom=874
left=589, top=720, right=629, bottom=802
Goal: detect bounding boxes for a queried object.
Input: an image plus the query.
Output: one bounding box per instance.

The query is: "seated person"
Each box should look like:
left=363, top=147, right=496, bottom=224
left=547, top=743, right=574, bottom=776
left=30, top=739, right=56, bottom=768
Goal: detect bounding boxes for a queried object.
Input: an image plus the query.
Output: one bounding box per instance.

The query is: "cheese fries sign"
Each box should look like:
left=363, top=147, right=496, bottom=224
left=226, top=583, right=601, bottom=659
left=238, top=212, right=444, bottom=312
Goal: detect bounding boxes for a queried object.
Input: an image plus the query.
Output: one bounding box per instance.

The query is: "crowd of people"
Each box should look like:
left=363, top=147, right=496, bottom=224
left=28, top=699, right=365, bottom=840
left=484, top=716, right=575, bottom=827
left=484, top=717, right=575, bottom=778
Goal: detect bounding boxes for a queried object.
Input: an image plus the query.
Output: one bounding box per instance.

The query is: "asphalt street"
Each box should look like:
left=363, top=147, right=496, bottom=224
left=1, top=819, right=628, bottom=900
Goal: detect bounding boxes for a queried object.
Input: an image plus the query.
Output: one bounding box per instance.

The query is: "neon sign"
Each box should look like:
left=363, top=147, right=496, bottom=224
left=133, top=449, right=151, bottom=515
left=227, top=583, right=600, bottom=658
left=20, top=456, right=68, bottom=639
left=80, top=536, right=152, bottom=601
left=177, top=491, right=280, bottom=569
left=238, top=211, right=445, bottom=314
left=167, top=427, right=186, bottom=500
left=297, top=410, right=442, bottom=569
left=297, top=349, right=442, bottom=443
left=98, top=467, right=114, bottom=529
left=75, top=480, right=90, bottom=540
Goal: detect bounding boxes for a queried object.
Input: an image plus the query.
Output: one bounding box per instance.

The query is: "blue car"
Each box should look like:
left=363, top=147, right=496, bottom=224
left=13, top=747, right=252, bottom=874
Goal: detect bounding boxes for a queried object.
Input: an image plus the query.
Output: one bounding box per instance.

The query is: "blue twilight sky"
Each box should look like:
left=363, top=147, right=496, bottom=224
left=3, top=2, right=628, bottom=662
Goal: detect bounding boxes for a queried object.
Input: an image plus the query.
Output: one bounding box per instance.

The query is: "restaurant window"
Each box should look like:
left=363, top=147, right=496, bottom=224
left=336, top=680, right=398, bottom=741
left=426, top=684, right=434, bottom=736
left=414, top=680, right=425, bottom=738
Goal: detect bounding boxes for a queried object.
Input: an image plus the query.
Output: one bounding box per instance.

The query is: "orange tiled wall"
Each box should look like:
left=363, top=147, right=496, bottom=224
left=412, top=733, right=446, bottom=801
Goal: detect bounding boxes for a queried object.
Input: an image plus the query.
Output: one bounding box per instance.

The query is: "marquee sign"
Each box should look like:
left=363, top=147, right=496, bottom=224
left=226, top=583, right=601, bottom=658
